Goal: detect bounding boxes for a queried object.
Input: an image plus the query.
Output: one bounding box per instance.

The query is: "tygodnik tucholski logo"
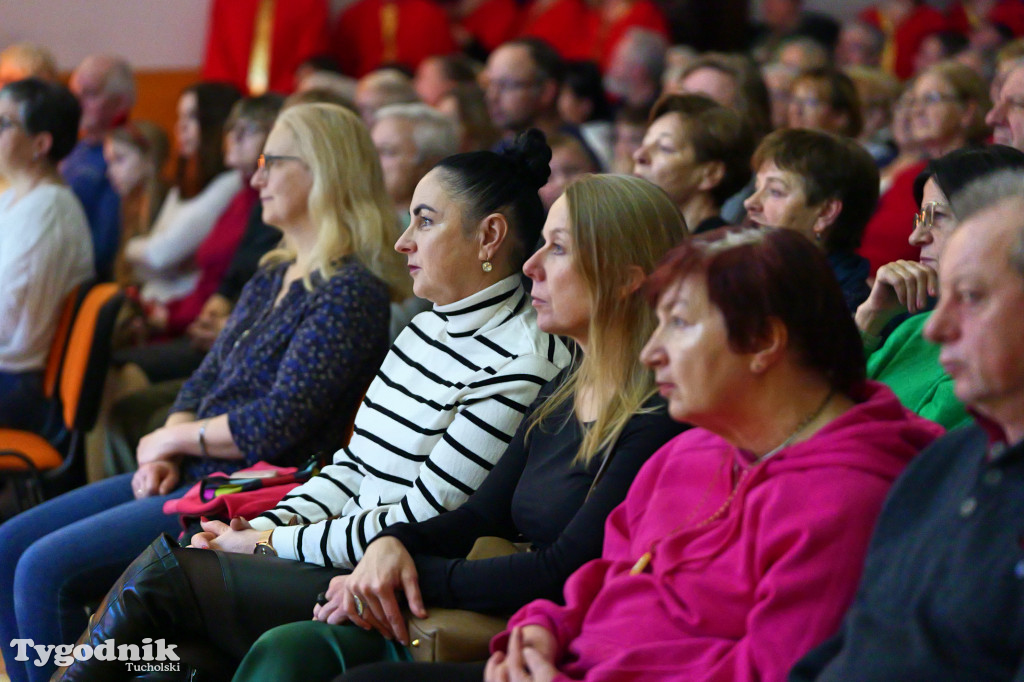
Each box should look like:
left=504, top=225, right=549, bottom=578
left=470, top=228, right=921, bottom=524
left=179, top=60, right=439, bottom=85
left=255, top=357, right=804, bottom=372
left=9, top=637, right=180, bottom=672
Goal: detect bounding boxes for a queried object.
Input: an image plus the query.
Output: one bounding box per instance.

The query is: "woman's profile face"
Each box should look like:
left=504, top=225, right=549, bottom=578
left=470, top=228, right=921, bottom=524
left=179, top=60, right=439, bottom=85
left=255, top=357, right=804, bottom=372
left=640, top=274, right=750, bottom=424
left=909, top=72, right=967, bottom=149
left=395, top=168, right=491, bottom=306
left=788, top=81, right=845, bottom=135
left=103, top=139, right=149, bottom=196
left=175, top=91, right=201, bottom=159
left=523, top=195, right=592, bottom=345
left=0, top=96, right=34, bottom=174
left=633, top=113, right=704, bottom=209
left=744, top=160, right=825, bottom=241
left=225, top=116, right=268, bottom=177
left=250, top=124, right=313, bottom=232
left=911, top=177, right=957, bottom=267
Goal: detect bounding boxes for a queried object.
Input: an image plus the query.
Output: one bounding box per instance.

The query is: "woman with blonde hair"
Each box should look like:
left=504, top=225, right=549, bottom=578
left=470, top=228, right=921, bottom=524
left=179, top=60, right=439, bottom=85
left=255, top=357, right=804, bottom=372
left=1, top=102, right=405, bottom=682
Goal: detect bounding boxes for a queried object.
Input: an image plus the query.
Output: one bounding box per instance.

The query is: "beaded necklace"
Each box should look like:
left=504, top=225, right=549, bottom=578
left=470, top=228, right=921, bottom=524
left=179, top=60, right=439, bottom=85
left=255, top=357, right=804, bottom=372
left=629, top=389, right=835, bottom=576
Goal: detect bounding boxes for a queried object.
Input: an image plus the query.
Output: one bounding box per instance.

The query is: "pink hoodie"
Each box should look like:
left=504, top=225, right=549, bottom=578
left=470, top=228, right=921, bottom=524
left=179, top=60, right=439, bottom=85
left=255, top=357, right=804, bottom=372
left=495, top=381, right=944, bottom=682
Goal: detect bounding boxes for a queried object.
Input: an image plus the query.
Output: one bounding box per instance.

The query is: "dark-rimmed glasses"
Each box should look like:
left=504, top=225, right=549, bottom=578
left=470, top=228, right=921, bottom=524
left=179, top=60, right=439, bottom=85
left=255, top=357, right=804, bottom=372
left=256, top=153, right=303, bottom=172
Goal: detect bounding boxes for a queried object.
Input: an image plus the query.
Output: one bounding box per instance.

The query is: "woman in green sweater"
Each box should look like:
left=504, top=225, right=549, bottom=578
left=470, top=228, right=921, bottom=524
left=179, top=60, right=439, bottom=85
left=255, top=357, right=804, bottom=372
left=855, top=145, right=1024, bottom=430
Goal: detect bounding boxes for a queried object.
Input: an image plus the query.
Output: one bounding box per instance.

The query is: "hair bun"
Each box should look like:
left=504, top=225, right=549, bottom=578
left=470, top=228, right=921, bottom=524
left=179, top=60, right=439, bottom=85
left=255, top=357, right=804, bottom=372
left=503, top=129, right=552, bottom=191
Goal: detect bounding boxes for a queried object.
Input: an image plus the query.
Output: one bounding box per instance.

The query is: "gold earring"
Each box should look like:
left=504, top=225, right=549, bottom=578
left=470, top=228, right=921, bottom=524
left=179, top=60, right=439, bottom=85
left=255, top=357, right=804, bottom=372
left=482, top=261, right=493, bottom=272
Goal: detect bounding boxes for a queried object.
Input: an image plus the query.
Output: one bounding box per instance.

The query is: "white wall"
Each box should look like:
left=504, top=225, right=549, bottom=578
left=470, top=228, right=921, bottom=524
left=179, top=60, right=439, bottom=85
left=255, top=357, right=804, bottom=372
left=0, top=0, right=210, bottom=69
left=0, top=0, right=358, bottom=71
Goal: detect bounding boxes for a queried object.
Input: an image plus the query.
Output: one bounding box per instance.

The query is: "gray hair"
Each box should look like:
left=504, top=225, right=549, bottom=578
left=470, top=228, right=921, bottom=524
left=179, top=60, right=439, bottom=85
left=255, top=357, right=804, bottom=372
left=77, top=54, right=135, bottom=104
left=374, top=103, right=458, bottom=163
left=358, top=69, right=417, bottom=103
left=841, top=20, right=885, bottom=61
left=951, top=169, right=1024, bottom=276
left=620, top=28, right=669, bottom=83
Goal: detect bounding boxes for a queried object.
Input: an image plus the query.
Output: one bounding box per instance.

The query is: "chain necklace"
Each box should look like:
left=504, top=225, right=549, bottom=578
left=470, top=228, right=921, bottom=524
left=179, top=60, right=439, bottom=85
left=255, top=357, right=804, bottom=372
left=629, top=389, right=836, bottom=576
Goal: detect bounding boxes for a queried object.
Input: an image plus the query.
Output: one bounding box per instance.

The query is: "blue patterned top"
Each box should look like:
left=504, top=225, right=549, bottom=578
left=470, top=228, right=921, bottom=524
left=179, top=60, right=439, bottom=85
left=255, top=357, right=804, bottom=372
left=171, top=258, right=391, bottom=480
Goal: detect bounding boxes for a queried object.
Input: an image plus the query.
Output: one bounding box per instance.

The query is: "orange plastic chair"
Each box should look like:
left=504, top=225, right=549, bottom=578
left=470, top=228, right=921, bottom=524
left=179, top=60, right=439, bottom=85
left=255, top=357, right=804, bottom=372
left=0, top=283, right=124, bottom=511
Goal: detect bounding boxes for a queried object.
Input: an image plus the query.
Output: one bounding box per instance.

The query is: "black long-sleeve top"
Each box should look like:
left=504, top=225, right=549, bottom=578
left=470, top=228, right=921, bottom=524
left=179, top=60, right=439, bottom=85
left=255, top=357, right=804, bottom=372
left=375, top=369, right=687, bottom=615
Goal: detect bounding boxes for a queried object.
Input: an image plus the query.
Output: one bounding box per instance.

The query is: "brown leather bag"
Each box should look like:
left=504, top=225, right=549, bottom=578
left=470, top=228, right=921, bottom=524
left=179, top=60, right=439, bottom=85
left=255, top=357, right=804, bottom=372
left=406, top=537, right=522, bottom=663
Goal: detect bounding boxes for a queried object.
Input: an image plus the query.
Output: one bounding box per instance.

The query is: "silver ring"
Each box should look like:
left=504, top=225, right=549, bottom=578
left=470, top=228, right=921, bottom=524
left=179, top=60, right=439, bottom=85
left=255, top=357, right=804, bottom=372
left=352, top=593, right=365, bottom=618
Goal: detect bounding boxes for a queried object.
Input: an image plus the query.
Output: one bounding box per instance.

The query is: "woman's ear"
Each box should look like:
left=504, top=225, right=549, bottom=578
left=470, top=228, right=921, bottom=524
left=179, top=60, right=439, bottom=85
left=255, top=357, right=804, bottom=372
left=749, top=317, right=789, bottom=374
left=31, top=132, right=53, bottom=163
left=477, top=212, right=511, bottom=263
left=696, top=160, right=726, bottom=194
left=812, top=198, right=842, bottom=240
left=620, top=265, right=646, bottom=298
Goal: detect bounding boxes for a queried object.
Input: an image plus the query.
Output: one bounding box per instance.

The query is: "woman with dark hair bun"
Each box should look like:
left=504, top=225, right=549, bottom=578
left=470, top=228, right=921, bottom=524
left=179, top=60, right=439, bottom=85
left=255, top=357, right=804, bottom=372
left=55, top=130, right=573, bottom=681
left=230, top=173, right=688, bottom=681
left=0, top=78, right=92, bottom=432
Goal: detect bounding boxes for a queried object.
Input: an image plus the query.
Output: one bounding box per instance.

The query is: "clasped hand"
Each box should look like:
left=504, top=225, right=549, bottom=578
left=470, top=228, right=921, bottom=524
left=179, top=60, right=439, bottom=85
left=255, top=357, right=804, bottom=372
left=856, top=259, right=939, bottom=337
left=484, top=625, right=559, bottom=682
left=311, top=537, right=426, bottom=645
left=190, top=517, right=262, bottom=553
left=131, top=460, right=180, bottom=499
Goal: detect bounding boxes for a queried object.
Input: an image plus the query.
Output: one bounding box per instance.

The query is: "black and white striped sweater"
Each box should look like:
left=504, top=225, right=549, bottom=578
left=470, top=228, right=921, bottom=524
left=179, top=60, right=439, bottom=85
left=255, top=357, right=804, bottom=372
left=249, top=275, right=572, bottom=567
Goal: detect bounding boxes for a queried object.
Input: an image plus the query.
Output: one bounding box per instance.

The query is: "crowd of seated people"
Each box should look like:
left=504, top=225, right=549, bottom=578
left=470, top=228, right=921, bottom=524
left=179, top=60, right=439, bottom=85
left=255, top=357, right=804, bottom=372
left=5, top=2, right=1024, bottom=679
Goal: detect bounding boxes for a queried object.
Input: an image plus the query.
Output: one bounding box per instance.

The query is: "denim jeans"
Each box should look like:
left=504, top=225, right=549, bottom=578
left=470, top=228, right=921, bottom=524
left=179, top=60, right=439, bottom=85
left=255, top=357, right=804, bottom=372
left=0, top=473, right=188, bottom=682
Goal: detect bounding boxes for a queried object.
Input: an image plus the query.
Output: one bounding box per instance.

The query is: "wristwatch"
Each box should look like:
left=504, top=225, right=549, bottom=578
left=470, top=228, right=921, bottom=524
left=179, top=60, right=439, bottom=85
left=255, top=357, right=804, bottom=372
left=253, top=530, right=277, bottom=556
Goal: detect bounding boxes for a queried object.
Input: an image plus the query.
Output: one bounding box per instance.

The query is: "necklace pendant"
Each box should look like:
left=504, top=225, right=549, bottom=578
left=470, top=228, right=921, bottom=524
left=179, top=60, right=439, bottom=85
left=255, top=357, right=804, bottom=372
left=629, top=551, right=652, bottom=576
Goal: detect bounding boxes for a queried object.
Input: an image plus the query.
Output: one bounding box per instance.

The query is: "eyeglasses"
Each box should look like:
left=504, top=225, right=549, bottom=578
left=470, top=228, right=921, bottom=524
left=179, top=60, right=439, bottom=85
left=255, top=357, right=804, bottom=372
left=229, top=122, right=267, bottom=140
left=482, top=77, right=541, bottom=94
left=905, top=91, right=962, bottom=108
left=789, top=96, right=826, bottom=110
left=256, top=153, right=303, bottom=172
left=0, top=115, right=23, bottom=134
left=996, top=95, right=1024, bottom=111
left=914, top=201, right=954, bottom=232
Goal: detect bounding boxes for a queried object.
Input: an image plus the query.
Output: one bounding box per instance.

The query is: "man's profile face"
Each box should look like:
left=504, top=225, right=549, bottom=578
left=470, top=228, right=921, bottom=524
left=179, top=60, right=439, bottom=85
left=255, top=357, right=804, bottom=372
left=987, top=66, right=1024, bottom=151
left=483, top=45, right=544, bottom=133
left=925, top=198, right=1024, bottom=424
left=70, top=62, right=124, bottom=138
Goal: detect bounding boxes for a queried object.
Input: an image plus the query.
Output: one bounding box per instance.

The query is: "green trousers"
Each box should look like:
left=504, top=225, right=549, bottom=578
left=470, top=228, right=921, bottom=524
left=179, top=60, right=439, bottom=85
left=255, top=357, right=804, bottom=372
left=232, top=621, right=412, bottom=682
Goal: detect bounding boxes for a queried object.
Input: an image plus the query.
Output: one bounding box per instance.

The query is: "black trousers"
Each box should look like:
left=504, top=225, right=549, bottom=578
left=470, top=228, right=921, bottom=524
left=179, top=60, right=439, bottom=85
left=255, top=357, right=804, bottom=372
left=59, top=534, right=345, bottom=681
left=335, top=661, right=487, bottom=682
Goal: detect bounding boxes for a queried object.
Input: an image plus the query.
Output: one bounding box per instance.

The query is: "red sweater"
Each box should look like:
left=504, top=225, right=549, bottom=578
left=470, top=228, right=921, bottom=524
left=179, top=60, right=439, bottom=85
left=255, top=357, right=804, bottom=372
left=164, top=185, right=259, bottom=336
left=859, top=161, right=925, bottom=276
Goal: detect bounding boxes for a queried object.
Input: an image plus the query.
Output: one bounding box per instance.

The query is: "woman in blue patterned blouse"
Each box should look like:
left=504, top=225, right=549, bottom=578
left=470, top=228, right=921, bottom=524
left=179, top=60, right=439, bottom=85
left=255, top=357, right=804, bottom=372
left=0, top=103, right=411, bottom=682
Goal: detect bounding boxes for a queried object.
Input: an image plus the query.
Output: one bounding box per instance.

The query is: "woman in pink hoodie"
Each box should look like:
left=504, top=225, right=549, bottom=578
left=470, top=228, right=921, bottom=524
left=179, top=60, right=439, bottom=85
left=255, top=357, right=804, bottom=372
left=338, top=227, right=944, bottom=682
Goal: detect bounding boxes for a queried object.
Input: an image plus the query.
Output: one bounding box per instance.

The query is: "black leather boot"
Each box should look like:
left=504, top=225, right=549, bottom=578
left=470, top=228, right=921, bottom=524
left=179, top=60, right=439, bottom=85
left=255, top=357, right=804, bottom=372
left=51, top=534, right=201, bottom=681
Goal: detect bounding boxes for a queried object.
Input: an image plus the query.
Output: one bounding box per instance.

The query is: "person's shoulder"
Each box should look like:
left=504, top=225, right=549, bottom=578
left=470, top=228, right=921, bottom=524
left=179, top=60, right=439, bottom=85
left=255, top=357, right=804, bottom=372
left=32, top=185, right=88, bottom=225
left=317, top=258, right=391, bottom=302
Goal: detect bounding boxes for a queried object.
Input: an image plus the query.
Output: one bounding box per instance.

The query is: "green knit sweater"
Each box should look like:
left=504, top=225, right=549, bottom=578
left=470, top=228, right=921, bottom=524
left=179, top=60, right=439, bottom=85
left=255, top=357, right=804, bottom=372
left=866, top=312, right=969, bottom=430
